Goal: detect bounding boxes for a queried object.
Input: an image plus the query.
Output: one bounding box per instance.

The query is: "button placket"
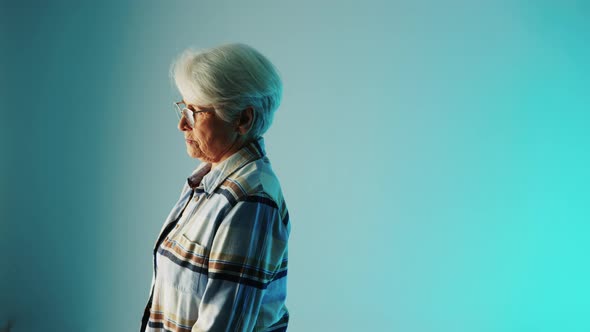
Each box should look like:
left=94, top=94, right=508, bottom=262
left=170, top=190, right=206, bottom=242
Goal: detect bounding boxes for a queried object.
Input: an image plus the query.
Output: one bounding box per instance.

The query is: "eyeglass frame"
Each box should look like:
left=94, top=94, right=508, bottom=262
left=173, top=101, right=215, bottom=128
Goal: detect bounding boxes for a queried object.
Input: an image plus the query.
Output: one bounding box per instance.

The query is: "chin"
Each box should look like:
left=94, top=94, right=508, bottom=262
left=186, top=144, right=216, bottom=162
left=186, top=146, right=201, bottom=159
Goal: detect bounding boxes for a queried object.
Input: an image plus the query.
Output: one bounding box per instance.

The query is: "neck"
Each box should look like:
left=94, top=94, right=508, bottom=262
left=210, top=136, right=252, bottom=169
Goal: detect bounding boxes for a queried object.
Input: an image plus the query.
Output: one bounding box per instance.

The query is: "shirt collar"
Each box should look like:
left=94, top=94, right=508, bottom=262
left=186, top=137, right=267, bottom=194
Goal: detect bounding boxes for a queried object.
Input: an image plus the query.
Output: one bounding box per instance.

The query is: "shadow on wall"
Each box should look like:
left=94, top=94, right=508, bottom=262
left=1, top=320, right=13, bottom=332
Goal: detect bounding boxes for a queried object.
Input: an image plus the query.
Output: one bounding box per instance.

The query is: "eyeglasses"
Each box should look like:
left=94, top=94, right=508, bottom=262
left=173, top=101, right=214, bottom=128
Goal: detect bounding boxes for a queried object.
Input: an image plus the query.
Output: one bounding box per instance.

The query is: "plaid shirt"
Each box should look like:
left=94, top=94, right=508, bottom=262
left=141, top=138, right=290, bottom=332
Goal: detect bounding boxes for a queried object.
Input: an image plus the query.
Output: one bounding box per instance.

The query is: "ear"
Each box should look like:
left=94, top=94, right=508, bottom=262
left=236, top=107, right=254, bottom=135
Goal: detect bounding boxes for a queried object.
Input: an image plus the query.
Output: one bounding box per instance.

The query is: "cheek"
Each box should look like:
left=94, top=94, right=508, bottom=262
left=192, top=117, right=236, bottom=152
left=192, top=128, right=208, bottom=143
left=191, top=128, right=216, bottom=153
left=202, top=121, right=233, bottom=142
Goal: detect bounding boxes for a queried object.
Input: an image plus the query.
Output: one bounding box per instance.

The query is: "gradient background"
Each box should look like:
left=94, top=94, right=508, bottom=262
left=2, top=1, right=589, bottom=331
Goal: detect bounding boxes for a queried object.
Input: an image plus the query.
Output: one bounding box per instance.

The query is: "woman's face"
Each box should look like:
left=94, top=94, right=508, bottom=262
left=178, top=102, right=240, bottom=165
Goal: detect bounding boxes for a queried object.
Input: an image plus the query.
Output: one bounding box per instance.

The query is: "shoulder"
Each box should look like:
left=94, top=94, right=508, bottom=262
left=218, top=156, right=288, bottom=216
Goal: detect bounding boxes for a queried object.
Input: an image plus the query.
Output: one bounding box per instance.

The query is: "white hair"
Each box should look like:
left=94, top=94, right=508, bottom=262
left=171, top=43, right=283, bottom=138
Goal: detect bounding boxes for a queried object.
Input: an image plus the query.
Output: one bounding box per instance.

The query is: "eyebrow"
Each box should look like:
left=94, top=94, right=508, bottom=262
left=181, top=100, right=215, bottom=112
left=180, top=99, right=197, bottom=111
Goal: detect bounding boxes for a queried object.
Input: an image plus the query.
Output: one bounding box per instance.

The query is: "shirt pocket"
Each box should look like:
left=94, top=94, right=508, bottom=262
left=164, top=234, right=210, bottom=295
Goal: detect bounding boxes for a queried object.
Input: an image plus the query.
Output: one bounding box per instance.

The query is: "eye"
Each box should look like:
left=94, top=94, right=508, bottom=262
left=195, top=111, right=210, bottom=120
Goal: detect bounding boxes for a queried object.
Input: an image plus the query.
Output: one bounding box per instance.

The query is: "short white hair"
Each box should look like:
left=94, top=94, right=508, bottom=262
left=171, top=43, right=283, bottom=138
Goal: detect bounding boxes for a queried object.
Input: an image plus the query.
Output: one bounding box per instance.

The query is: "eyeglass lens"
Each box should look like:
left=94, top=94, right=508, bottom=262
left=174, top=103, right=195, bottom=128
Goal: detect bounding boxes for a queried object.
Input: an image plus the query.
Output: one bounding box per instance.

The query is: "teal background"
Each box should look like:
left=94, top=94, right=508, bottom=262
left=2, top=1, right=589, bottom=331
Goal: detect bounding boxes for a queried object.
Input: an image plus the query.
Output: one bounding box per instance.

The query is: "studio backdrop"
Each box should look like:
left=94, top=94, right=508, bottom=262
left=1, top=1, right=589, bottom=331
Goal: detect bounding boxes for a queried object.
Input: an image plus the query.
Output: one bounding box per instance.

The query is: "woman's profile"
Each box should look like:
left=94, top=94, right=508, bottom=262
left=140, top=43, right=290, bottom=332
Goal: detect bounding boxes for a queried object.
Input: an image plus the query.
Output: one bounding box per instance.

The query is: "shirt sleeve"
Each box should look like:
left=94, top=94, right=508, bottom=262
left=191, top=195, right=289, bottom=332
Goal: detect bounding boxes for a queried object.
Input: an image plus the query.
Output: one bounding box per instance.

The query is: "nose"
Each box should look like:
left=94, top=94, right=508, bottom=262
left=178, top=115, right=192, bottom=132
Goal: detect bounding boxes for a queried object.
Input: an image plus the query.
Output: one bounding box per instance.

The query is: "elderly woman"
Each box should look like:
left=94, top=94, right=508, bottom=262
left=140, top=43, right=290, bottom=332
